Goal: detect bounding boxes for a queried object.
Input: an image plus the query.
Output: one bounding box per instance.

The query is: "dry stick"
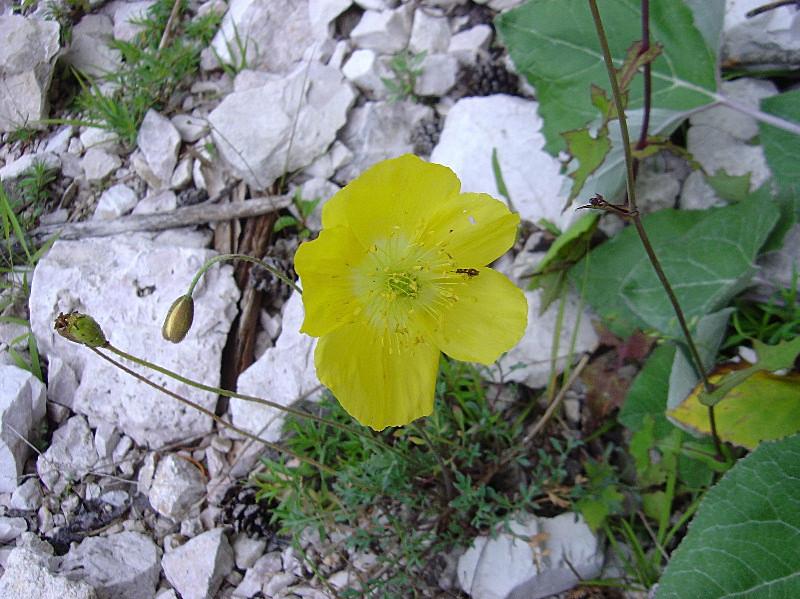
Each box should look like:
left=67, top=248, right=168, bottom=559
left=91, top=346, right=337, bottom=476
left=31, top=194, right=292, bottom=241
left=586, top=0, right=723, bottom=458
left=746, top=0, right=799, bottom=17
left=158, top=0, right=183, bottom=52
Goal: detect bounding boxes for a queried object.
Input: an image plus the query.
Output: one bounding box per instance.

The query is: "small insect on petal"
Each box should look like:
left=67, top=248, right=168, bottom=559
left=54, top=312, right=108, bottom=348
left=162, top=295, right=195, bottom=343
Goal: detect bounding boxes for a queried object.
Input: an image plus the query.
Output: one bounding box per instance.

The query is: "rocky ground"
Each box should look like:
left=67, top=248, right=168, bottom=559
left=0, top=0, right=798, bottom=598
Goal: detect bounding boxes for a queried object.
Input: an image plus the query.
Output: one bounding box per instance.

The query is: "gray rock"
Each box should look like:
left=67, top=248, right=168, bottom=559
left=722, top=0, right=800, bottom=68
left=171, top=114, right=208, bottom=143
left=350, top=6, right=412, bottom=53
left=147, top=453, right=206, bottom=520
left=0, top=516, right=27, bottom=542
left=94, top=421, right=120, bottom=461
left=210, top=0, right=314, bottom=74
left=414, top=53, right=458, bottom=97
left=170, top=156, right=193, bottom=189
left=132, top=190, right=177, bottom=215
left=458, top=512, right=603, bottom=599
left=45, top=126, right=75, bottom=154
left=232, top=292, right=320, bottom=441
left=308, top=0, right=352, bottom=38
left=82, top=148, right=121, bottom=182
left=36, top=415, right=98, bottom=493
left=80, top=127, right=120, bottom=152
left=431, top=95, right=575, bottom=231
left=0, top=546, right=97, bottom=599
left=108, top=0, right=156, bottom=42
left=161, top=528, right=234, bottom=599
left=93, top=184, right=138, bottom=220
left=336, top=100, right=433, bottom=182
left=29, top=235, right=239, bottom=447
left=409, top=8, right=450, bottom=54
left=0, top=15, right=60, bottom=133
left=209, top=62, right=355, bottom=189
left=10, top=478, right=43, bottom=510
left=232, top=533, right=266, bottom=570
left=758, top=223, right=800, bottom=298
left=491, top=290, right=598, bottom=390
left=0, top=152, right=60, bottom=182
left=0, top=366, right=46, bottom=492
left=62, top=14, right=121, bottom=78
left=232, top=551, right=282, bottom=597
left=448, top=24, right=492, bottom=64
left=137, top=110, right=181, bottom=188
left=341, top=49, right=390, bottom=99
left=60, top=532, right=161, bottom=599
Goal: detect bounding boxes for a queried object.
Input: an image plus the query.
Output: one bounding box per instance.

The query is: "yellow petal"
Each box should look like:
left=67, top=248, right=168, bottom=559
left=294, top=226, right=367, bottom=337
left=424, top=192, right=519, bottom=265
left=315, top=322, right=440, bottom=430
left=434, top=268, right=527, bottom=364
left=322, top=154, right=461, bottom=244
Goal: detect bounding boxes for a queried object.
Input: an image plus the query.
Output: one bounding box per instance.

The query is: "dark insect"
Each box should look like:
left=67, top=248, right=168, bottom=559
left=456, top=268, right=480, bottom=277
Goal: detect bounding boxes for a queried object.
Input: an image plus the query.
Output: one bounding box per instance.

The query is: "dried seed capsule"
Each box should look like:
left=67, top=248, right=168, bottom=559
left=54, top=312, right=108, bottom=348
left=162, top=295, right=194, bottom=343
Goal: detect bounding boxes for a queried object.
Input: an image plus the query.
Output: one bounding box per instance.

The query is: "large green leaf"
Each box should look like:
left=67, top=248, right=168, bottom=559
left=760, top=90, right=800, bottom=194
left=496, top=0, right=720, bottom=155
left=573, top=199, right=779, bottom=337
left=656, top=433, right=800, bottom=597
left=619, top=343, right=675, bottom=436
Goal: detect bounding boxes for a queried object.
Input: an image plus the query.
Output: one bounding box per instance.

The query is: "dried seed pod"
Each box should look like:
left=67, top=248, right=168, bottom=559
left=161, top=295, right=194, bottom=343
left=54, top=312, right=108, bottom=348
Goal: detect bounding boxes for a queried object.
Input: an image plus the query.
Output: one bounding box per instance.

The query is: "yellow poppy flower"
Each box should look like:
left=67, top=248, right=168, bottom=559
left=294, top=154, right=528, bottom=430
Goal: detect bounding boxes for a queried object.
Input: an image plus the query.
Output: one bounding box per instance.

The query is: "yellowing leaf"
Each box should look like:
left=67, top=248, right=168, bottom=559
left=668, top=365, right=800, bottom=450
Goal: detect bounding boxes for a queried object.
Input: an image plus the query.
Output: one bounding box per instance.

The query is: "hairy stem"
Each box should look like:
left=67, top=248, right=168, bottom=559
left=187, top=252, right=302, bottom=297
left=587, top=0, right=722, bottom=457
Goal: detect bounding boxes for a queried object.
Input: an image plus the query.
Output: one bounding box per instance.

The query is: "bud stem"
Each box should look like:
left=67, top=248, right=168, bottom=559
left=187, top=253, right=303, bottom=298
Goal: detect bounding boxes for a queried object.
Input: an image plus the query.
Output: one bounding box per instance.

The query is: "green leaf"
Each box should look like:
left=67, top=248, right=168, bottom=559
left=619, top=343, right=676, bottom=436
left=563, top=127, right=612, bottom=201
left=496, top=0, right=719, bottom=155
left=491, top=148, right=513, bottom=208
left=656, top=433, right=800, bottom=598
left=705, top=170, right=751, bottom=203
left=273, top=215, right=299, bottom=233
left=573, top=198, right=779, bottom=337
left=760, top=89, right=800, bottom=194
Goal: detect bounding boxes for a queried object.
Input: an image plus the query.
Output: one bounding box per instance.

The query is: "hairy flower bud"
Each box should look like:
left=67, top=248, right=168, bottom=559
left=162, top=295, right=195, bottom=343
left=54, top=312, right=108, bottom=348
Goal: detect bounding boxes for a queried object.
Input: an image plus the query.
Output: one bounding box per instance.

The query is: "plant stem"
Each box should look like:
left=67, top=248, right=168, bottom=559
left=104, top=342, right=403, bottom=459
left=91, top=347, right=336, bottom=476
left=635, top=0, right=651, bottom=153
left=587, top=0, right=722, bottom=457
left=187, top=253, right=302, bottom=297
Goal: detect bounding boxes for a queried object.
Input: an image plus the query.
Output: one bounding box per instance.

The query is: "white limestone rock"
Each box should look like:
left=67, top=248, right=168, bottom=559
left=350, top=6, right=413, bottom=53
left=137, top=109, right=182, bottom=189
left=0, top=516, right=27, bottom=542
left=36, top=415, right=98, bottom=493
left=308, top=0, right=352, bottom=39
left=170, top=156, right=193, bottom=189
left=80, top=127, right=120, bottom=152
left=132, top=190, right=177, bottom=215
left=232, top=292, right=320, bottom=441
left=232, top=533, right=266, bottom=570
left=209, top=62, right=355, bottom=189
left=62, top=14, right=122, bottom=78
left=171, top=114, right=208, bottom=143
left=232, top=552, right=283, bottom=597
left=147, top=453, right=206, bottom=520
left=458, top=512, right=603, bottom=599
left=0, top=365, right=46, bottom=492
left=490, top=290, right=598, bottom=390
left=0, top=152, right=60, bottom=182
left=211, top=0, right=314, bottom=74
left=82, top=147, right=121, bottom=182
left=0, top=15, right=60, bottom=133
left=409, top=9, right=450, bottom=54
left=161, top=528, right=234, bottom=599
left=60, top=532, right=161, bottom=599
left=108, top=0, right=156, bottom=41
left=0, top=546, right=97, bottom=599
left=336, top=100, right=433, bottom=182
left=448, top=24, right=492, bottom=64
left=93, top=183, right=138, bottom=220
left=29, top=235, right=239, bottom=447
left=342, top=49, right=390, bottom=98
left=431, top=94, right=575, bottom=231
left=45, top=126, right=75, bottom=154
left=414, top=53, right=458, bottom=97
left=10, top=478, right=43, bottom=511
left=722, top=0, right=800, bottom=68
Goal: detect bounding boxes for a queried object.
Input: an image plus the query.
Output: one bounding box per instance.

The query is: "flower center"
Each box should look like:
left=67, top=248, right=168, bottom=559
left=384, top=271, right=419, bottom=299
